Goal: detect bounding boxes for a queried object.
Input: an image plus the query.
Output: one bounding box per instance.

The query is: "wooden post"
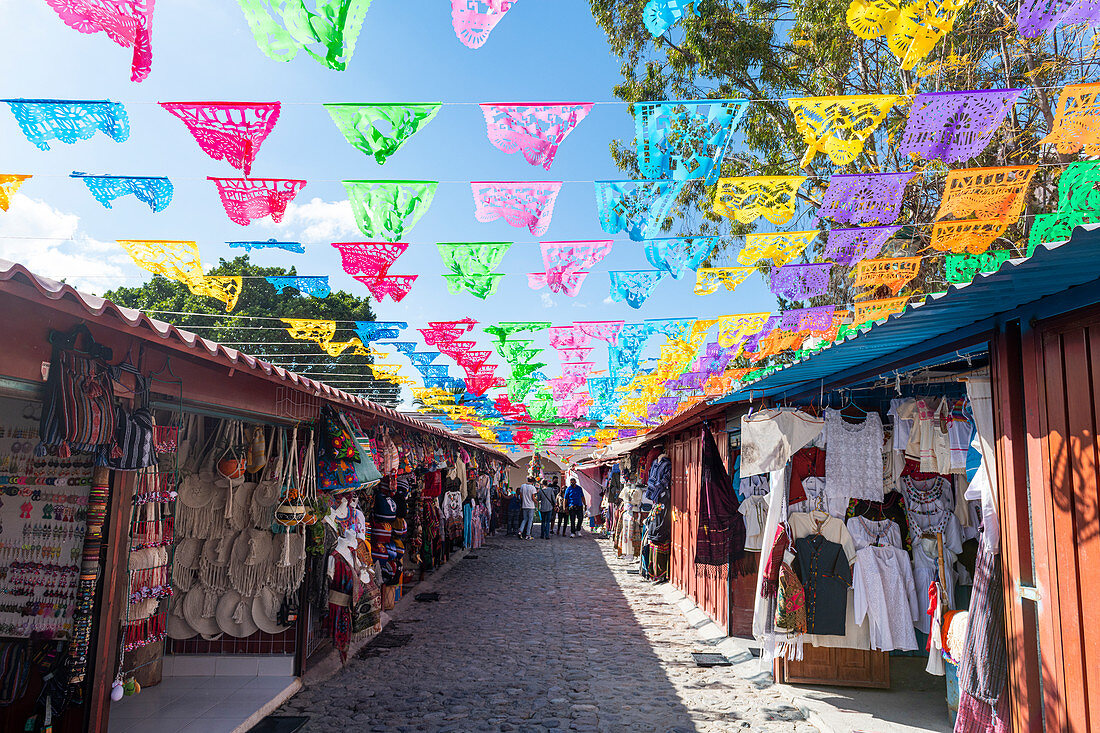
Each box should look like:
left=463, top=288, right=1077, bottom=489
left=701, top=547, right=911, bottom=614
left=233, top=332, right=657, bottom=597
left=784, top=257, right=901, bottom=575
left=85, top=469, right=137, bottom=733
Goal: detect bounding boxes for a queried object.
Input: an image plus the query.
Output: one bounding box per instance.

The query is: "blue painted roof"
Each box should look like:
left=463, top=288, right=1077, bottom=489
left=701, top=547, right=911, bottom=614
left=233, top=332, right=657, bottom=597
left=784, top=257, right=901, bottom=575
left=716, top=226, right=1100, bottom=402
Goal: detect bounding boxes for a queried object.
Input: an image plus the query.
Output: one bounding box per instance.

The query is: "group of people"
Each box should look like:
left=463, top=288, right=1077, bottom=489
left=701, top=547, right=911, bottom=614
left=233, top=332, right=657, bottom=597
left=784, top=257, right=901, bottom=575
left=492, top=474, right=589, bottom=540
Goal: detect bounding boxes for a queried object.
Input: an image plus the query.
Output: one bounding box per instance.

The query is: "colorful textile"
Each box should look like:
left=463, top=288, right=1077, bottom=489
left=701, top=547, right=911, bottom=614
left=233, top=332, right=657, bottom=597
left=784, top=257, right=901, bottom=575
left=325, top=103, right=440, bottom=164
left=635, top=99, right=748, bottom=184
left=788, top=95, right=899, bottom=168
left=853, top=257, right=921, bottom=296
left=738, top=230, right=818, bottom=267
left=595, top=179, right=686, bottom=241
left=853, top=295, right=908, bottom=324
left=609, top=270, right=665, bottom=308
left=353, top=321, right=407, bottom=342
left=343, top=180, right=437, bottom=241
left=237, top=0, right=371, bottom=70
left=209, top=177, right=306, bottom=225
left=846, top=0, right=972, bottom=69
left=353, top=274, right=417, bottom=302
left=44, top=0, right=155, bottom=81
left=265, top=275, right=331, bottom=298
left=160, top=102, right=280, bottom=176
left=472, top=181, right=561, bottom=236
left=944, top=250, right=1012, bottom=284
left=823, top=225, right=901, bottom=266
left=643, top=237, right=717, bottom=278
left=818, top=172, right=916, bottom=226
left=480, top=104, right=592, bottom=170
left=332, top=241, right=409, bottom=276
left=770, top=263, right=832, bottom=300
left=1041, top=83, right=1100, bottom=154
left=931, top=219, right=1008, bottom=254
left=714, top=176, right=805, bottom=226
left=70, top=173, right=172, bottom=212
left=5, top=99, right=129, bottom=150
left=451, top=0, right=516, bottom=49
left=643, top=0, right=687, bottom=35
left=1017, top=0, right=1100, bottom=37
left=935, top=166, right=1037, bottom=223
left=0, top=174, right=31, bottom=211
left=694, top=267, right=756, bottom=296
left=697, top=428, right=745, bottom=567
left=897, top=89, right=1023, bottom=162
left=228, top=239, right=304, bottom=253
left=527, top=240, right=613, bottom=297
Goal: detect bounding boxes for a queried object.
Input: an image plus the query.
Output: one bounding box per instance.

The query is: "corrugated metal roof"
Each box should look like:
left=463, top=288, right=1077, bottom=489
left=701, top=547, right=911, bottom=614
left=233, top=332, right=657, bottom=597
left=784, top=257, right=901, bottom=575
left=0, top=259, right=514, bottom=465
left=718, top=228, right=1100, bottom=402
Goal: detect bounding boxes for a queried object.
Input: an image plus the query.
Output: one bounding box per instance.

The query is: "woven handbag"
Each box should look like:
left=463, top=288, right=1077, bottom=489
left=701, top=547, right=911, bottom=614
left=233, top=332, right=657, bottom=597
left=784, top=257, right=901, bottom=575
left=38, top=325, right=116, bottom=457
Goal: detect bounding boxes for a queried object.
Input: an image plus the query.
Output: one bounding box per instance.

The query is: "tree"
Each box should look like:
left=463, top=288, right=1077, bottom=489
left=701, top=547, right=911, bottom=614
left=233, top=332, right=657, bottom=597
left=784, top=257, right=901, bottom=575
left=589, top=0, right=1099, bottom=309
left=104, top=255, right=400, bottom=406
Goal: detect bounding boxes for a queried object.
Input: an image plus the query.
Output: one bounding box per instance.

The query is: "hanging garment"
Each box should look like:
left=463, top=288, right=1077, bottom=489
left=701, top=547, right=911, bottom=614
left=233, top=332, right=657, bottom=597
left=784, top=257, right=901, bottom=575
left=900, top=398, right=951, bottom=473
left=823, top=409, right=885, bottom=502
left=792, top=535, right=853, bottom=636
left=846, top=515, right=903, bottom=550
left=948, top=398, right=973, bottom=473
left=801, top=476, right=849, bottom=519
left=696, top=428, right=745, bottom=568
left=958, top=545, right=1008, bottom=705
left=849, top=490, right=912, bottom=550
left=852, top=544, right=921, bottom=652
left=788, top=511, right=857, bottom=560
left=789, top=445, right=826, bottom=506
left=888, top=397, right=915, bottom=451
left=964, top=378, right=1001, bottom=553
left=739, top=494, right=771, bottom=551
left=740, top=408, right=824, bottom=476
left=739, top=474, right=769, bottom=500
left=911, top=525, right=963, bottom=634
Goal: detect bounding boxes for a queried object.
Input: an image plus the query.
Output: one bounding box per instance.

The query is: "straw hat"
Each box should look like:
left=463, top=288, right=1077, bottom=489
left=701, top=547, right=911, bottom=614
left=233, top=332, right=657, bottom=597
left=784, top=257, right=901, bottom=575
left=252, top=587, right=290, bottom=635
left=216, top=590, right=258, bottom=638
left=178, top=471, right=216, bottom=509
left=167, top=593, right=196, bottom=640
left=182, top=585, right=221, bottom=636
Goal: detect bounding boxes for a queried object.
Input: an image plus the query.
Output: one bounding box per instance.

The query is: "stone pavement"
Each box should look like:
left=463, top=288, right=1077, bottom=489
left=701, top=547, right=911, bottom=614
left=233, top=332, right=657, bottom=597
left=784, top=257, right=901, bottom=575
left=279, top=528, right=817, bottom=732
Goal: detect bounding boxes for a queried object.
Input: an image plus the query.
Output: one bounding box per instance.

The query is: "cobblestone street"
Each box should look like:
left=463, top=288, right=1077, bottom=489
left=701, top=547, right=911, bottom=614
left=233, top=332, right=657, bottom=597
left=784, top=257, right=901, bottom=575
left=280, top=530, right=817, bottom=732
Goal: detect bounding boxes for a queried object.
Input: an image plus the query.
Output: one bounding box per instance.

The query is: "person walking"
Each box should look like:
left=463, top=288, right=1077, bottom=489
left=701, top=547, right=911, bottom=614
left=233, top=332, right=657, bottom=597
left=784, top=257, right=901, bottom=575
left=507, top=486, right=521, bottom=536
left=538, top=480, right=556, bottom=539
left=555, top=482, right=569, bottom=536
left=518, top=479, right=537, bottom=540
left=565, top=477, right=585, bottom=537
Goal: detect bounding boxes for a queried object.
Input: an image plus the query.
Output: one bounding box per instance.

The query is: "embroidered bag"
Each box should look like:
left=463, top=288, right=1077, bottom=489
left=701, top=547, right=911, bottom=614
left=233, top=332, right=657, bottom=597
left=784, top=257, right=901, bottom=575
left=38, top=324, right=116, bottom=457
left=101, top=374, right=157, bottom=470
left=774, top=561, right=807, bottom=633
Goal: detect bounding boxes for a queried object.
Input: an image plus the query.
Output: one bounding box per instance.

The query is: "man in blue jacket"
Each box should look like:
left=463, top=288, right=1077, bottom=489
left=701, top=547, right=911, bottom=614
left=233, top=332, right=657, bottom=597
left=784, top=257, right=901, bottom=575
left=565, top=478, right=585, bottom=537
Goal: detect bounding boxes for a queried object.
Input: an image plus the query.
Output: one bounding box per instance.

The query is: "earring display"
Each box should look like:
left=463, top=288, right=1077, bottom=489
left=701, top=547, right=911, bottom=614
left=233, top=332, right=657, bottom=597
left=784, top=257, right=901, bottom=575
left=0, top=398, right=92, bottom=642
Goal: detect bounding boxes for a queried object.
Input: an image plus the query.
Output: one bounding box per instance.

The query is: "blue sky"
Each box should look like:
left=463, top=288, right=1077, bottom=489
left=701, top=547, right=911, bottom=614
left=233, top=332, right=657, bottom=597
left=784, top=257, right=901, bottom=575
left=0, top=0, right=779, bottom=406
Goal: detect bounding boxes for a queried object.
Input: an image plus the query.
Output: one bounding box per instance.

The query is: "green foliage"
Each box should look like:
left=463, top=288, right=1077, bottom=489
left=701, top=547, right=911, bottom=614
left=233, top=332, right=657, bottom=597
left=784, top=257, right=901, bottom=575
left=104, top=255, right=399, bottom=405
left=590, top=0, right=1100, bottom=304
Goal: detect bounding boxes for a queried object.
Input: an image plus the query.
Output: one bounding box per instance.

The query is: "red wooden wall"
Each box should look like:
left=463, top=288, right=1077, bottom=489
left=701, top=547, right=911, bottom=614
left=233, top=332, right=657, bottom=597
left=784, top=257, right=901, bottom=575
left=668, top=418, right=740, bottom=634
left=1020, top=309, right=1100, bottom=732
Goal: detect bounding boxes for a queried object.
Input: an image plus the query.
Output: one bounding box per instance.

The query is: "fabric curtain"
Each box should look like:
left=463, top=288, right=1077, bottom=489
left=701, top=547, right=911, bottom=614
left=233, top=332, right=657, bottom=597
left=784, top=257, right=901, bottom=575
left=964, top=377, right=1000, bottom=553
left=696, top=428, right=745, bottom=568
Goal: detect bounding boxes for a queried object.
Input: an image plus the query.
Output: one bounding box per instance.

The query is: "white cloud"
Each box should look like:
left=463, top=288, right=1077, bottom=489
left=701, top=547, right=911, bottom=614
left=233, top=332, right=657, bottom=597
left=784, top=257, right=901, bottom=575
left=0, top=194, right=128, bottom=294
left=262, top=197, right=358, bottom=243
left=602, top=296, right=615, bottom=305
left=540, top=293, right=555, bottom=308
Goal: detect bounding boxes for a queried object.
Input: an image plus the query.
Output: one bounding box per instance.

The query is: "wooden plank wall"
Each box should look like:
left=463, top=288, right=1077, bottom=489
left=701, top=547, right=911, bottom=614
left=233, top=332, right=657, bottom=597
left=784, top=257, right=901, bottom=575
left=1023, top=311, right=1100, bottom=732
left=668, top=419, right=735, bottom=633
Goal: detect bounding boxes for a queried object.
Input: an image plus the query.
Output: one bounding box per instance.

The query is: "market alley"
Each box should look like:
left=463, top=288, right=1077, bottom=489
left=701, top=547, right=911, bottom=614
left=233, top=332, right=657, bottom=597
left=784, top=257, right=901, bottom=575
left=279, top=535, right=815, bottom=732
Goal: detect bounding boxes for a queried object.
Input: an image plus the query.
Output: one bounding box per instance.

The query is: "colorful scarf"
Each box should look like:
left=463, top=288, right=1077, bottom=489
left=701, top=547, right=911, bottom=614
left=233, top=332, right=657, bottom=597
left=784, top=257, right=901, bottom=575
left=695, top=428, right=746, bottom=570
left=761, top=523, right=791, bottom=598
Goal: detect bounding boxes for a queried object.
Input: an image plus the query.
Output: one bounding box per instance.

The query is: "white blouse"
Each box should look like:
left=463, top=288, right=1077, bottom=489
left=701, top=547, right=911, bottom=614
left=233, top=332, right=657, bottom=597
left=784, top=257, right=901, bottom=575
left=823, top=409, right=885, bottom=502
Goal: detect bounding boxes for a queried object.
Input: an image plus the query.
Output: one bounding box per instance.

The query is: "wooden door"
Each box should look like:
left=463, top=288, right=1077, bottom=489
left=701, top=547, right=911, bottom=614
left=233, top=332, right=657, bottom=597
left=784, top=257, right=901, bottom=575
left=1022, top=310, right=1100, bottom=732
left=670, top=438, right=688, bottom=594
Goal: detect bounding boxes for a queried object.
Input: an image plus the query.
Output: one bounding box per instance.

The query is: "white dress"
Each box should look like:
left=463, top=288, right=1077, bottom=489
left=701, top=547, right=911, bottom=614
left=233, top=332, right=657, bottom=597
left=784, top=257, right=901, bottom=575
left=846, top=516, right=903, bottom=551
left=853, top=544, right=921, bottom=652
left=740, top=409, right=824, bottom=476
left=823, top=409, right=885, bottom=502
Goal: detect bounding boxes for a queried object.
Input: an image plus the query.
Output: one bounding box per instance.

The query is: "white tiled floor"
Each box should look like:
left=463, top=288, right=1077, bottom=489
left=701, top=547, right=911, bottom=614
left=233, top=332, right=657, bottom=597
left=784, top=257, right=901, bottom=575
left=107, top=674, right=298, bottom=733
